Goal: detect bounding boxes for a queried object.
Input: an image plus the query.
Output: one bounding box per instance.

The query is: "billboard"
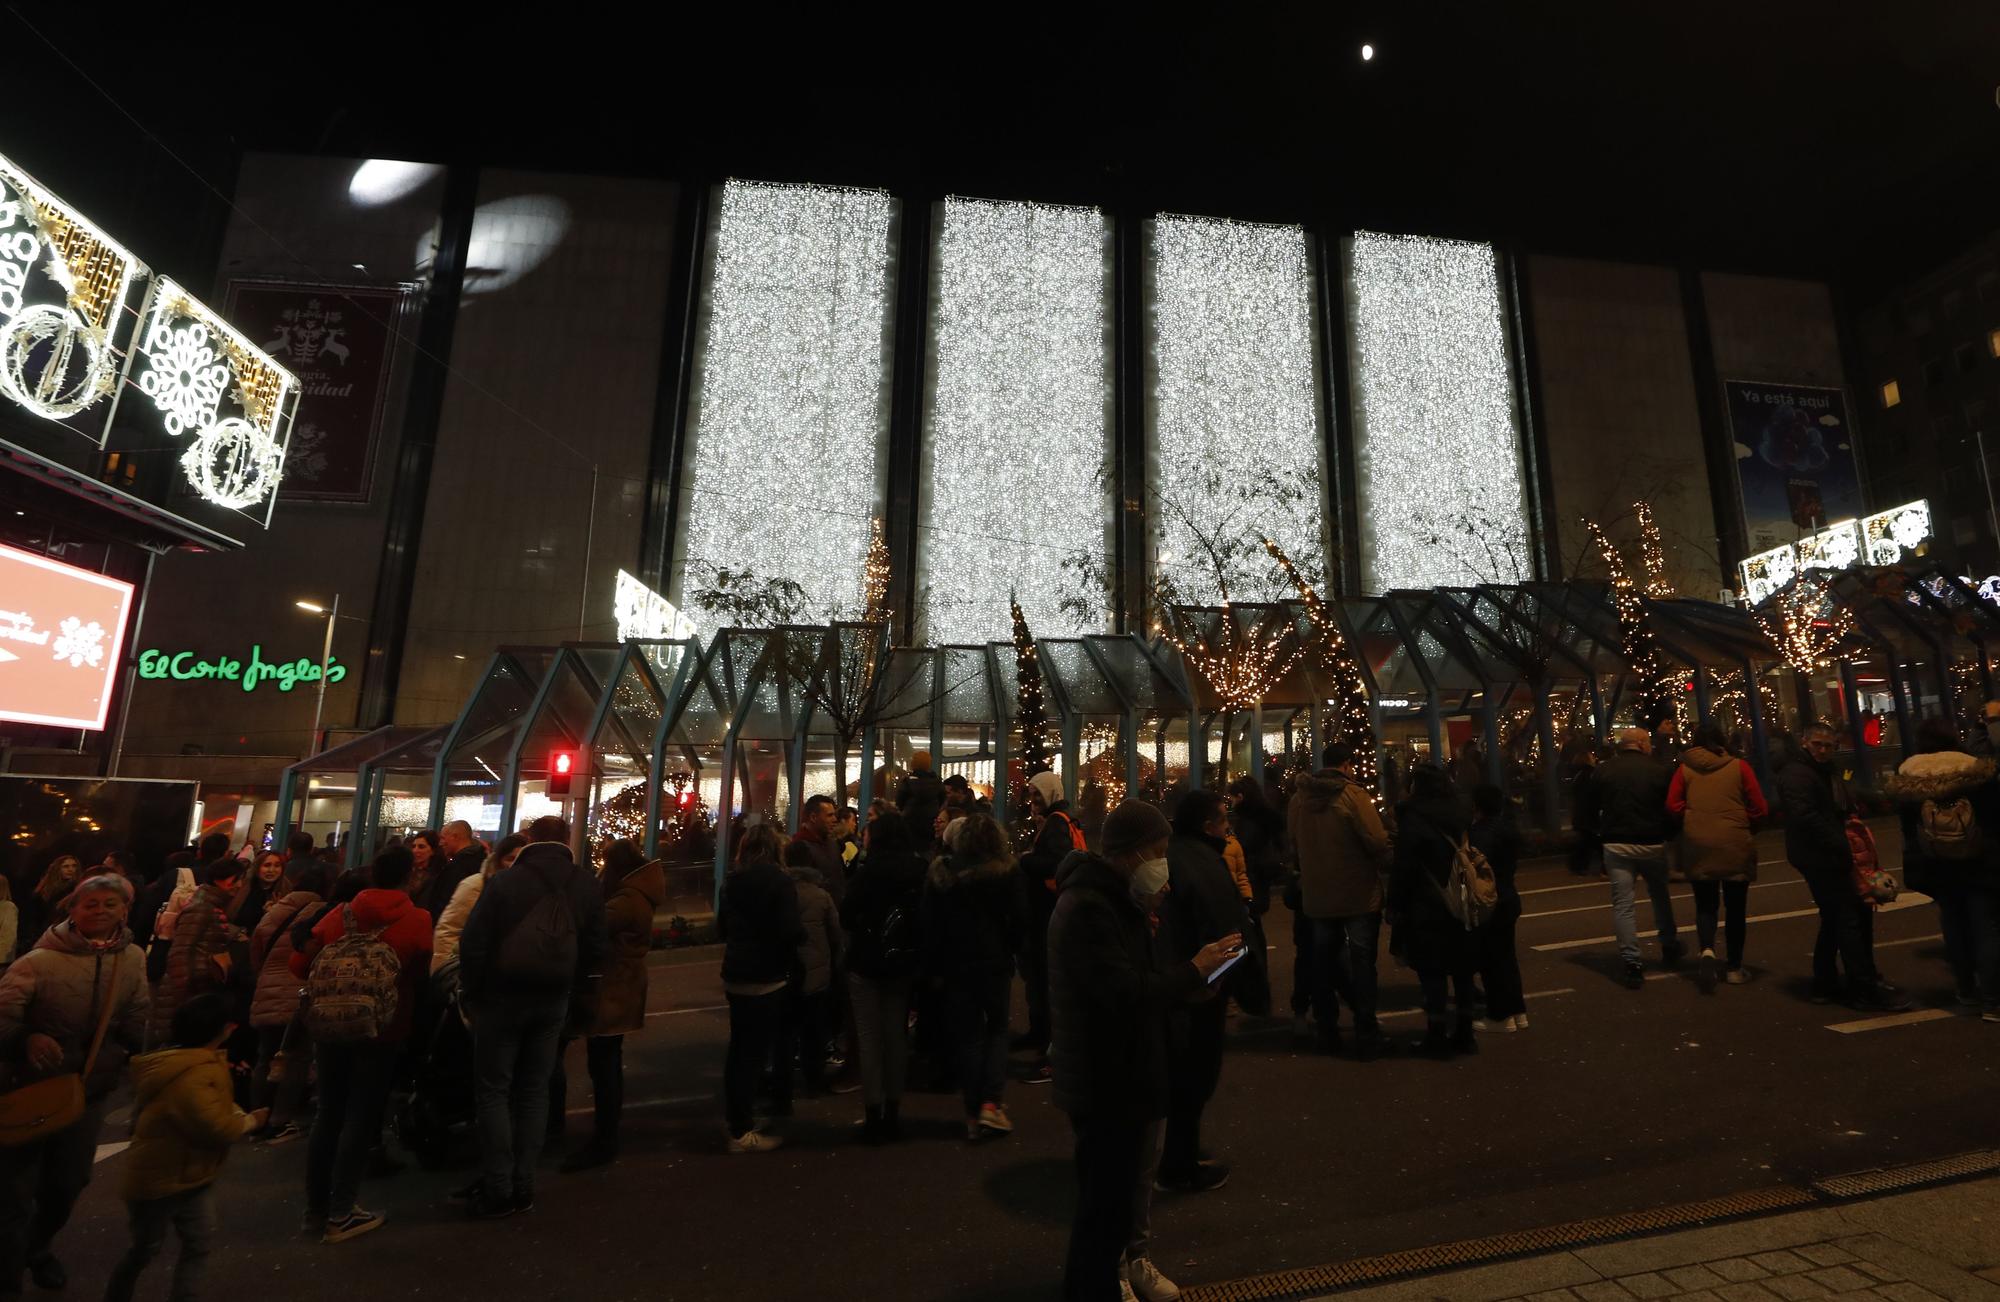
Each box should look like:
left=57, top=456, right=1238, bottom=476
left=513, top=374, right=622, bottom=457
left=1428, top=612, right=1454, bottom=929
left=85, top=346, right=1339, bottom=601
left=0, top=541, right=135, bottom=730
left=1725, top=380, right=1863, bottom=556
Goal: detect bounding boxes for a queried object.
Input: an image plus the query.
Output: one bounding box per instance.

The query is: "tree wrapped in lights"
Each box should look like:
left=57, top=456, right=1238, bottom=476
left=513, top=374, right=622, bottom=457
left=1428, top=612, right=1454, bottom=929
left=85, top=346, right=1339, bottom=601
left=590, top=772, right=712, bottom=861
left=1754, top=575, right=1856, bottom=673
left=1264, top=537, right=1375, bottom=791
left=1585, top=516, right=1677, bottom=726
left=1010, top=596, right=1055, bottom=779
left=1157, top=601, right=1304, bottom=714
left=863, top=516, right=891, bottom=629
left=1635, top=501, right=1675, bottom=599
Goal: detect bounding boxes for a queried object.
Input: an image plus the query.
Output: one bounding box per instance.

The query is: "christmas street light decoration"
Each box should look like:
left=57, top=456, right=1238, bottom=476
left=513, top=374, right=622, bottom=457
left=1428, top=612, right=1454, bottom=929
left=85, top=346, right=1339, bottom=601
left=1157, top=598, right=1304, bottom=715
left=1754, top=575, right=1856, bottom=673
left=1263, top=537, right=1376, bottom=791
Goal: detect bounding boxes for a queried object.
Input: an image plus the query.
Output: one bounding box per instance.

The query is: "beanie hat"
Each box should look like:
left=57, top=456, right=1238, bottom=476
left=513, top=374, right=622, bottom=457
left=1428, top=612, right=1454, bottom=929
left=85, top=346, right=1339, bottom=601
left=1100, top=799, right=1170, bottom=858
left=1027, top=771, right=1065, bottom=808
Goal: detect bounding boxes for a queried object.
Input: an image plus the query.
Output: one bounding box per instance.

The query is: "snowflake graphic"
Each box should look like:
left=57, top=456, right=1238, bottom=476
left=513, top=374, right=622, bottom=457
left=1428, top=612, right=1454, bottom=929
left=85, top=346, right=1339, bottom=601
left=138, top=321, right=230, bottom=437
left=51, top=617, right=106, bottom=669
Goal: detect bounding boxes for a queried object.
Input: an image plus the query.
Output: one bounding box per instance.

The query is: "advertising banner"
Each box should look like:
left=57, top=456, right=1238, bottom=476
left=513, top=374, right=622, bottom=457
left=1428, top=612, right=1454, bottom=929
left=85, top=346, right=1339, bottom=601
left=0, top=542, right=134, bottom=730
left=1725, top=380, right=1863, bottom=555
left=222, top=281, right=409, bottom=503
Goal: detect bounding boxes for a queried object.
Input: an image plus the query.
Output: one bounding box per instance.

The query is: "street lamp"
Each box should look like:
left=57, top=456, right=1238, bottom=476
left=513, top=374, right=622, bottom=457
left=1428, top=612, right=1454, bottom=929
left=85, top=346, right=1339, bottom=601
left=296, top=594, right=340, bottom=756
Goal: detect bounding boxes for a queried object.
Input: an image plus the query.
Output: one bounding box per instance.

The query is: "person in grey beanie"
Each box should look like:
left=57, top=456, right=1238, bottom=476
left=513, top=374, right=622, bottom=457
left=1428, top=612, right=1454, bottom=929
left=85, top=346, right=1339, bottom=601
left=1049, top=800, right=1240, bottom=1302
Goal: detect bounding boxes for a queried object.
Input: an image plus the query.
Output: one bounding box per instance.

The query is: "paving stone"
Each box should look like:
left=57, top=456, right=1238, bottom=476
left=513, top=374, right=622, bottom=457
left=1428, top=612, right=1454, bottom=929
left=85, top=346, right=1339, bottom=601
left=1714, top=1284, right=1784, bottom=1302
left=1665, top=1266, right=1730, bottom=1292
left=1803, top=1266, right=1873, bottom=1293
left=1797, top=1245, right=1859, bottom=1268
left=1853, top=1260, right=1907, bottom=1284
left=1523, top=1290, right=1580, bottom=1302
left=1619, top=1274, right=1679, bottom=1300
left=1710, top=1259, right=1773, bottom=1283
left=1671, top=1291, right=1725, bottom=1302
left=1574, top=1283, right=1638, bottom=1301
left=1749, top=1252, right=1817, bottom=1276
left=1869, top=1284, right=1945, bottom=1302
left=1762, top=1274, right=1831, bottom=1300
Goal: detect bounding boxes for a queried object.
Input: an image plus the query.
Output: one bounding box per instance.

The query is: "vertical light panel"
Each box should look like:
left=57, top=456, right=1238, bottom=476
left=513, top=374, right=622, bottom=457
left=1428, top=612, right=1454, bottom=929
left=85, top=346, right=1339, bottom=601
left=1349, top=231, right=1530, bottom=591
left=1150, top=215, right=1324, bottom=600
left=679, top=180, right=894, bottom=619
left=923, top=197, right=1109, bottom=644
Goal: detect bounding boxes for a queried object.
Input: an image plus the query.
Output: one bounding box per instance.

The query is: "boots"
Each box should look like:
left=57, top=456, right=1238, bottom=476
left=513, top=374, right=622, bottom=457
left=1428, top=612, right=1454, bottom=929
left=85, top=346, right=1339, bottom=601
left=860, top=1104, right=886, bottom=1145
left=882, top=1100, right=903, bottom=1142
left=1416, top=1020, right=1453, bottom=1058
left=1451, top=1017, right=1478, bottom=1055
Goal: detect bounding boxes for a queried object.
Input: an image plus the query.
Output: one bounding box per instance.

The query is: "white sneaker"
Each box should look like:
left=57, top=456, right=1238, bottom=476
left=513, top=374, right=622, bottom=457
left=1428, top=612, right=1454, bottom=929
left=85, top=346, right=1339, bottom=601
left=1481, top=1017, right=1515, bottom=1033
left=1511, top=1013, right=1530, bottom=1030
left=1119, top=1280, right=1139, bottom=1302
left=727, top=1130, right=783, bottom=1154
left=1128, top=1257, right=1182, bottom=1301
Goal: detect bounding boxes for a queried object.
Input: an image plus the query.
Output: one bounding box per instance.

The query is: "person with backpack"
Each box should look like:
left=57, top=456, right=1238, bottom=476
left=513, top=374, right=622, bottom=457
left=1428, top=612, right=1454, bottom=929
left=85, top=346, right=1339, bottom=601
left=105, top=993, right=266, bottom=1302
left=246, top=863, right=330, bottom=1143
left=1289, top=742, right=1394, bottom=1060
left=839, top=811, right=926, bottom=1143
left=1470, top=784, right=1528, bottom=1032
left=1389, top=765, right=1485, bottom=1057
left=1776, top=726, right=1911, bottom=1012
left=718, top=824, right=804, bottom=1154
left=1577, top=727, right=1684, bottom=989
left=556, top=839, right=665, bottom=1172
left=288, top=846, right=432, bottom=1243
left=455, top=816, right=607, bottom=1214
left=1667, top=722, right=1769, bottom=993
left=1018, top=770, right=1083, bottom=1083
left=1883, top=716, right=2000, bottom=1018
left=148, top=853, right=249, bottom=1049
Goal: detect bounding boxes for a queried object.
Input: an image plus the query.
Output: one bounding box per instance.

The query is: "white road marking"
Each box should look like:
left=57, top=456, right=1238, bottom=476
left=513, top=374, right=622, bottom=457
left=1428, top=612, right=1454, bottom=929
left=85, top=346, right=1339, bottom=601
left=1873, top=932, right=1944, bottom=949
left=1375, top=987, right=1575, bottom=1021
left=647, top=1004, right=729, bottom=1018
left=565, top=1092, right=709, bottom=1117
left=1531, top=895, right=1933, bottom=952
left=1517, top=857, right=1791, bottom=897
left=1522, top=878, right=1803, bottom=920
left=93, top=1141, right=131, bottom=1164
left=1825, top=1008, right=1955, bottom=1034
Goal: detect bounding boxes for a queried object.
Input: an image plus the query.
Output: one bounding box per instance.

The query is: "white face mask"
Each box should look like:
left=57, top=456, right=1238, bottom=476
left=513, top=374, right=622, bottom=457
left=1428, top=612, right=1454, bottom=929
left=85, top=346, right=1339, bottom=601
left=1128, top=855, right=1170, bottom=908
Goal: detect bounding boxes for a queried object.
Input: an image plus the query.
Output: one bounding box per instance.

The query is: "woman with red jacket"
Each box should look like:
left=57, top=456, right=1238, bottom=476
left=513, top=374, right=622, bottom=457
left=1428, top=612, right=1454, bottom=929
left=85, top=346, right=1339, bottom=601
left=1667, top=722, right=1769, bottom=992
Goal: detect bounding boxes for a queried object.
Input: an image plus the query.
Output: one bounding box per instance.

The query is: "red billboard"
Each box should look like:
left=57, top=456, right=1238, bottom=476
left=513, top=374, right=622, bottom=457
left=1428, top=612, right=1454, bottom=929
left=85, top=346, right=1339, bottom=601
left=0, top=543, right=135, bottom=730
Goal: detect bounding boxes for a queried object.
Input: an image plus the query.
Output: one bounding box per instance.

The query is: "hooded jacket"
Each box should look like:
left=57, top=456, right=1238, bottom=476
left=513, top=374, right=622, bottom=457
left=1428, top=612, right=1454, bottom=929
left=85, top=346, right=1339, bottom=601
left=1162, top=834, right=1248, bottom=972
left=1775, top=748, right=1852, bottom=875
left=921, top=849, right=1027, bottom=978
left=786, top=863, right=846, bottom=994
left=718, top=860, right=804, bottom=988
left=1389, top=792, right=1474, bottom=937
left=149, top=882, right=244, bottom=1048
left=120, top=1047, right=253, bottom=1200
left=588, top=860, right=666, bottom=1036
left=840, top=849, right=927, bottom=980
left=1881, top=750, right=2000, bottom=891
left=1288, top=770, right=1392, bottom=920
left=1047, top=851, right=1204, bottom=1122
left=897, top=769, right=946, bottom=843
left=248, top=889, right=322, bottom=1030
left=0, top=922, right=148, bottom=1099
left=288, top=888, right=433, bottom=1042
left=1668, top=746, right=1769, bottom=882
left=457, top=842, right=608, bottom=1005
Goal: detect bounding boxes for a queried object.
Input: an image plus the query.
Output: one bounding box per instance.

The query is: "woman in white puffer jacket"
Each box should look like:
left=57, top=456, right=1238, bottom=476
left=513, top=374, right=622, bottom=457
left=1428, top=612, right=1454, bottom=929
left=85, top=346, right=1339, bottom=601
left=430, top=832, right=527, bottom=975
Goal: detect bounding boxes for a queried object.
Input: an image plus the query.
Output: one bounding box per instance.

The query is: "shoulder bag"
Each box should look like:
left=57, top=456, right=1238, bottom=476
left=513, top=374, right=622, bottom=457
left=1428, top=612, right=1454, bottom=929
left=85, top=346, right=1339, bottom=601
left=0, top=951, right=123, bottom=1146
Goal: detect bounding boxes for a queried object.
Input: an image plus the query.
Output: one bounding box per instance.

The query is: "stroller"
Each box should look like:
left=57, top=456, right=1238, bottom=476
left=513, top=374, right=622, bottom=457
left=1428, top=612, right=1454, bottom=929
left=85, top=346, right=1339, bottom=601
left=397, top=959, right=477, bottom=1168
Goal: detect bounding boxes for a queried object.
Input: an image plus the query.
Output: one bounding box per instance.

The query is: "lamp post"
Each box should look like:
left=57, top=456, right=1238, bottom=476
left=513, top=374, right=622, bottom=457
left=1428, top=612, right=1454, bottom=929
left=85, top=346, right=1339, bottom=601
left=295, top=595, right=340, bottom=757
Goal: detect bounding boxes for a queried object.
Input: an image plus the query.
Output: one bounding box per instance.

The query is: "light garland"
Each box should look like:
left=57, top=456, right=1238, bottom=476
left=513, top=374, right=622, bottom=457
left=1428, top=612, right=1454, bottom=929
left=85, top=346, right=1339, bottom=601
left=1754, top=575, right=1855, bottom=673
left=1158, top=602, right=1304, bottom=713
left=1263, top=538, right=1376, bottom=792
left=680, top=180, right=894, bottom=621
left=1738, top=542, right=1798, bottom=607
left=863, top=516, right=892, bottom=629
left=925, top=197, right=1109, bottom=644
left=1861, top=499, right=1932, bottom=566
left=1797, top=519, right=1861, bottom=574
left=1586, top=516, right=1677, bottom=725
left=1010, top=597, right=1056, bottom=779
left=1349, top=231, right=1531, bottom=590
left=1635, top=502, right=1675, bottom=598
left=1150, top=214, right=1324, bottom=600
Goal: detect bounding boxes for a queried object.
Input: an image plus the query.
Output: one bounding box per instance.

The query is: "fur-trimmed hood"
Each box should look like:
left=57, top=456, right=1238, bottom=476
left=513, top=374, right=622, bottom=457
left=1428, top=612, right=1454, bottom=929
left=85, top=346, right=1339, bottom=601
left=1882, top=750, right=1998, bottom=803
left=926, top=852, right=1016, bottom=892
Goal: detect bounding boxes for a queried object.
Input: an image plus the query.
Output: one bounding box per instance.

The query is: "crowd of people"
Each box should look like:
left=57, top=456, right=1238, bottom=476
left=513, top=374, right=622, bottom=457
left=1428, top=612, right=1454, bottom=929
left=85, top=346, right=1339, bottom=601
left=4, top=708, right=1999, bottom=1302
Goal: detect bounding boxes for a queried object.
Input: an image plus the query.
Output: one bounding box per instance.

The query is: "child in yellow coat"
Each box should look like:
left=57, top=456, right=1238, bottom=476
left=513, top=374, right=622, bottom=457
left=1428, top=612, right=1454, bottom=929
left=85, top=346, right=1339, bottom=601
left=105, top=993, right=265, bottom=1302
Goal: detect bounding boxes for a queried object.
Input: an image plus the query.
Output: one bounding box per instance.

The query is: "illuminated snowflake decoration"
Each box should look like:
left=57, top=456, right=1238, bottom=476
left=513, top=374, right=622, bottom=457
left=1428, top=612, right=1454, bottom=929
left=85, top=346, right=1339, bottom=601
left=1861, top=499, right=1932, bottom=566
left=679, top=180, right=894, bottom=620
left=179, top=417, right=286, bottom=510
left=0, top=306, right=110, bottom=419
left=1348, top=232, right=1530, bottom=590
left=51, top=616, right=106, bottom=669
left=1738, top=542, right=1798, bottom=607
left=138, top=321, right=230, bottom=436
left=1797, top=520, right=1860, bottom=574
left=924, top=197, right=1109, bottom=643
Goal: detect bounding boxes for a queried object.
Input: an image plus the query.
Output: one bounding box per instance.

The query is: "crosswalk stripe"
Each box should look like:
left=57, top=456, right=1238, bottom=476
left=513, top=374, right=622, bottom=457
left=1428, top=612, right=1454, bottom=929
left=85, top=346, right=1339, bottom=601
left=1522, top=878, right=1802, bottom=920
left=1530, top=895, right=1932, bottom=952
left=1825, top=1008, right=1955, bottom=1034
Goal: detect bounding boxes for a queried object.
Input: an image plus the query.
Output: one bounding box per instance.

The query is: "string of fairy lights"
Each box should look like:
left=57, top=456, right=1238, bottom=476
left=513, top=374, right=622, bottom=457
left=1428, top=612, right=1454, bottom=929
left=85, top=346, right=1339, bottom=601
left=1753, top=575, right=1855, bottom=673
left=1264, top=538, right=1378, bottom=792
left=1010, top=597, right=1056, bottom=780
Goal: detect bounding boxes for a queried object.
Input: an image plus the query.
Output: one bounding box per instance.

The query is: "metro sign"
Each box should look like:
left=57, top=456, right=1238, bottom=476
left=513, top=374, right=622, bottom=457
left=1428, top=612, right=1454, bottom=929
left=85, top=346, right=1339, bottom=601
left=0, top=540, right=134, bottom=729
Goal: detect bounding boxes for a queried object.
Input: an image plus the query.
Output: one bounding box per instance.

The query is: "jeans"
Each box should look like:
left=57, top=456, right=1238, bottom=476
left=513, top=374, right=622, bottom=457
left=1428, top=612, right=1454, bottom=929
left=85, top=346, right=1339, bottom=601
left=1310, top=913, right=1382, bottom=1035
left=1065, top=1115, right=1152, bottom=1301
left=553, top=1035, right=626, bottom=1149
left=1126, top=1119, right=1165, bottom=1266
left=1799, top=867, right=1877, bottom=996
left=306, top=1042, right=399, bottom=1219
left=1935, top=878, right=2000, bottom=1002
left=470, top=994, right=568, bottom=1200
left=947, top=969, right=1011, bottom=1116
left=724, top=989, right=787, bottom=1138
left=1604, top=844, right=1681, bottom=964
left=1418, top=964, right=1476, bottom=1028
left=848, top=974, right=912, bottom=1107
left=1691, top=880, right=1751, bottom=969
left=1161, top=995, right=1227, bottom=1179
left=1289, top=906, right=1316, bottom=1017
left=1479, top=897, right=1526, bottom=1020
left=104, top=1186, right=214, bottom=1302
left=777, top=985, right=832, bottom=1095
left=0, top=1099, right=102, bottom=1292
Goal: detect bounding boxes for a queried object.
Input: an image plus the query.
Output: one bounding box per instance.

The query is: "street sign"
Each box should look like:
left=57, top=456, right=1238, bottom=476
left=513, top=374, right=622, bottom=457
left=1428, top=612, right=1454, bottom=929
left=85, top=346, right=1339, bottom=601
left=0, top=541, right=134, bottom=730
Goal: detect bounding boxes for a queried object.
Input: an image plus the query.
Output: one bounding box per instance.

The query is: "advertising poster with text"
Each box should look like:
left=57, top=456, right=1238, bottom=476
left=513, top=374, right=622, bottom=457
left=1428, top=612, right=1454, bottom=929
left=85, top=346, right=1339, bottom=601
left=0, top=543, right=134, bottom=730
left=1725, top=380, right=1863, bottom=555
left=223, top=280, right=409, bottom=503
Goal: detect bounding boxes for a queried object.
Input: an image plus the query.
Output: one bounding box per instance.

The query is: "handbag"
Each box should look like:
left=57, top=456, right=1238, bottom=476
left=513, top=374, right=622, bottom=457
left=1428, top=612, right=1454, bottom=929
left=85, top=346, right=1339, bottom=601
left=0, top=951, right=123, bottom=1147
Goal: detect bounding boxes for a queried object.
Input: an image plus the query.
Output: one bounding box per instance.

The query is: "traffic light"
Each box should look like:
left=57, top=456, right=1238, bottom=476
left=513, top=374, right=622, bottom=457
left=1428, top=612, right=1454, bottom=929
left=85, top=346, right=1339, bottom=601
left=548, top=748, right=575, bottom=797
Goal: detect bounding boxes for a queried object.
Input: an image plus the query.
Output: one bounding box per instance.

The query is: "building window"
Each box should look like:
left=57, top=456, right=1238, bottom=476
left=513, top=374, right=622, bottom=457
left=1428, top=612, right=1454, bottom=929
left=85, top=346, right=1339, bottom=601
left=1880, top=379, right=1901, bottom=408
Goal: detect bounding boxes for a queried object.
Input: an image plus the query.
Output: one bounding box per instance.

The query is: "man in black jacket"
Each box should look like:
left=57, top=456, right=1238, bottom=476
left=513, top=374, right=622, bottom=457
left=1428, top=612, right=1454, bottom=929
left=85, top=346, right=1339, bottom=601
left=458, top=816, right=608, bottom=1218
left=1158, top=791, right=1248, bottom=1193
left=897, top=751, right=946, bottom=848
left=1581, top=728, right=1683, bottom=988
left=1049, top=800, right=1238, bottom=1302
left=1778, top=727, right=1909, bottom=1011
left=1016, top=770, right=1077, bottom=1075
left=423, top=820, right=486, bottom=922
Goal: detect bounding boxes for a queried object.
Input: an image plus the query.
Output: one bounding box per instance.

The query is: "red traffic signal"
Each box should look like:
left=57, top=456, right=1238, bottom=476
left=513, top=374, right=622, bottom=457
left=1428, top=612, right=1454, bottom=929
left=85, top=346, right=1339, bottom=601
left=549, top=749, right=576, bottom=796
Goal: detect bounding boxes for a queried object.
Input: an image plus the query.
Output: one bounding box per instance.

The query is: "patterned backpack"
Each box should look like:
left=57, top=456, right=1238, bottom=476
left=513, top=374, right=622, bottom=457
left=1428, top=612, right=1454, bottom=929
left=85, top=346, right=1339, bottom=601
left=305, top=905, right=400, bottom=1044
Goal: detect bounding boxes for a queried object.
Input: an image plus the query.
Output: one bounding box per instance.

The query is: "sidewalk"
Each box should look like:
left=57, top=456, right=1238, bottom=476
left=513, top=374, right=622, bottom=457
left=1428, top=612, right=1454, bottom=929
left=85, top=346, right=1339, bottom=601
left=1298, top=1176, right=2000, bottom=1302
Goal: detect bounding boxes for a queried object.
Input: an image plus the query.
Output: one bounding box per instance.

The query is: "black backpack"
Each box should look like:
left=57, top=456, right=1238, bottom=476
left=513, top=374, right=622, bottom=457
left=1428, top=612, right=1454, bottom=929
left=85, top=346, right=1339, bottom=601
left=495, top=862, right=579, bottom=986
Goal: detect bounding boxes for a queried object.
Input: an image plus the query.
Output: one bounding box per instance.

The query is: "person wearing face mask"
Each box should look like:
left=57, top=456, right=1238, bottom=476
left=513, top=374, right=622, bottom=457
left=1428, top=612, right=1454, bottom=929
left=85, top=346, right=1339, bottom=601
left=1049, top=800, right=1241, bottom=1302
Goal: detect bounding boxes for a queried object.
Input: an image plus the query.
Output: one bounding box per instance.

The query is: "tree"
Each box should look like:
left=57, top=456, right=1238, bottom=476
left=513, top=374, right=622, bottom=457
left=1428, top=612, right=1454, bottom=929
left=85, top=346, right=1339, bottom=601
left=1011, top=597, right=1055, bottom=779
left=1584, top=516, right=1677, bottom=727
left=1264, top=537, right=1375, bottom=791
